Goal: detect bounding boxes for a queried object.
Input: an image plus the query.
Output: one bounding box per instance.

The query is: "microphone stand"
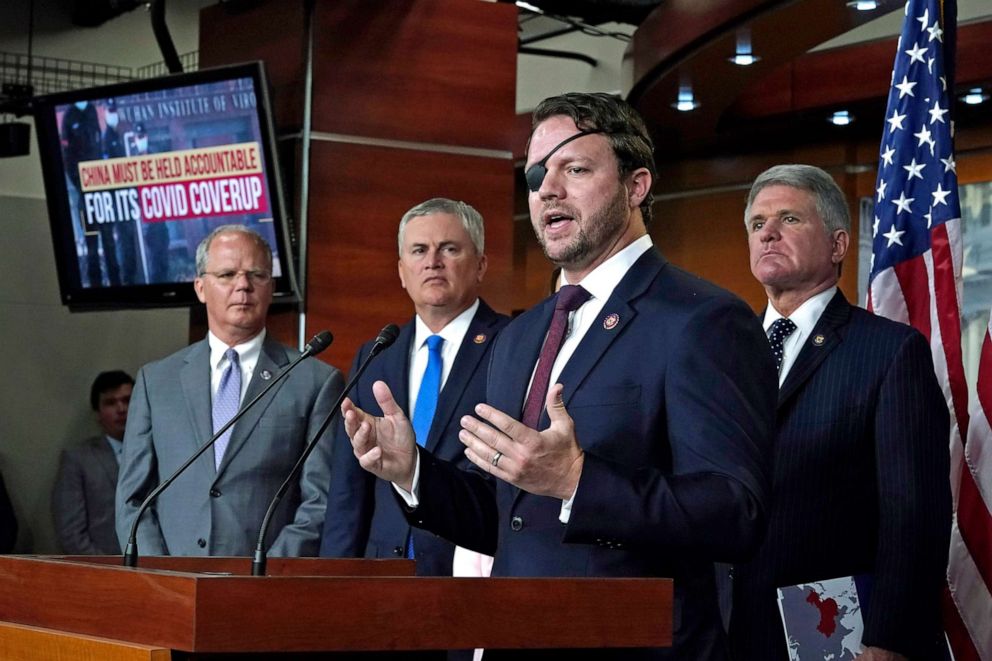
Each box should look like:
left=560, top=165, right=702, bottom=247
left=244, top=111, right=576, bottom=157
left=251, top=325, right=399, bottom=576
left=122, top=332, right=332, bottom=567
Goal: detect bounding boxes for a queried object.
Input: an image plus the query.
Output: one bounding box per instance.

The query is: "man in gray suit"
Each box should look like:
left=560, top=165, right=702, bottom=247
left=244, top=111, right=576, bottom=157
left=53, top=370, right=133, bottom=554
left=116, top=225, right=344, bottom=556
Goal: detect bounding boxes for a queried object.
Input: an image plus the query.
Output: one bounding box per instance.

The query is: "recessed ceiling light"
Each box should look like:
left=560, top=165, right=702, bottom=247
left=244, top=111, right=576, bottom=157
left=729, top=53, right=760, bottom=66
left=730, top=29, right=760, bottom=66
left=846, top=0, right=878, bottom=10
left=961, top=87, right=989, bottom=105
left=672, top=88, right=700, bottom=112
left=828, top=110, right=855, bottom=126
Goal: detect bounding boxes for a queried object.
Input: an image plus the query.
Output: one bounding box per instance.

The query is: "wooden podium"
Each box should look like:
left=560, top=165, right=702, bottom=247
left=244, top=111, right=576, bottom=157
left=0, top=555, right=672, bottom=659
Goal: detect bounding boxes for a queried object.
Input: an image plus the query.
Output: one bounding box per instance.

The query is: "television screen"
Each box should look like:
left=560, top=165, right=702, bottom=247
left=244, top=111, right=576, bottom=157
left=34, top=62, right=298, bottom=309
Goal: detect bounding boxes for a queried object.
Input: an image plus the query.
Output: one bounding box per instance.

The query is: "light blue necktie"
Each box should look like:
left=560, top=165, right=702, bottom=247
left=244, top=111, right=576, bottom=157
left=408, top=335, right=443, bottom=558
left=212, top=348, right=241, bottom=469
left=411, top=335, right=443, bottom=448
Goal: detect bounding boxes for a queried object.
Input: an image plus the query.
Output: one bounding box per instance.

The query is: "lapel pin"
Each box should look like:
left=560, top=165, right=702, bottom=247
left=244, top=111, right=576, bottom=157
left=812, top=334, right=825, bottom=346
left=473, top=333, right=487, bottom=344
left=260, top=369, right=273, bottom=380
left=603, top=313, right=620, bottom=330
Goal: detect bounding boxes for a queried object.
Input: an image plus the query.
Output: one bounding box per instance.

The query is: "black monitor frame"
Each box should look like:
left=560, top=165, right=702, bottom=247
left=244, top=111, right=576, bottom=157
left=33, top=61, right=299, bottom=310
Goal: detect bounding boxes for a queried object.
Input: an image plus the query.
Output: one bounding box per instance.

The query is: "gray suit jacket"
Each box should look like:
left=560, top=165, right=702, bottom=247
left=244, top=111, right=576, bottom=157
left=53, top=436, right=121, bottom=554
left=115, top=335, right=344, bottom=557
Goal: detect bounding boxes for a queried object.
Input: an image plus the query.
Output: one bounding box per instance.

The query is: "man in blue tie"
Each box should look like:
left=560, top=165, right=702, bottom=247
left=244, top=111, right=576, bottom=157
left=320, top=198, right=509, bottom=577
left=116, top=225, right=345, bottom=557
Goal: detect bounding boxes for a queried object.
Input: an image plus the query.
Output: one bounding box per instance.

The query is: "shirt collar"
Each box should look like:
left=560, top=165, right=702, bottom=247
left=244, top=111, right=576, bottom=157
left=561, top=234, right=653, bottom=302
left=207, top=328, right=267, bottom=370
left=413, top=299, right=479, bottom=350
left=763, top=286, right=836, bottom=336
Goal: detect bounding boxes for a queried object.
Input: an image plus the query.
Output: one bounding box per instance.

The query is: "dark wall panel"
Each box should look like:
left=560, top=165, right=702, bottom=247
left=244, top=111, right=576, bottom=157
left=305, top=141, right=515, bottom=368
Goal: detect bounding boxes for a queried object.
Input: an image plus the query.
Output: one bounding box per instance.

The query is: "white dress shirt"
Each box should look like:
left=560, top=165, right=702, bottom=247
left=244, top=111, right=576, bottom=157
left=762, top=287, right=836, bottom=385
left=207, top=329, right=266, bottom=403
left=407, top=299, right=479, bottom=415
left=397, top=235, right=654, bottom=524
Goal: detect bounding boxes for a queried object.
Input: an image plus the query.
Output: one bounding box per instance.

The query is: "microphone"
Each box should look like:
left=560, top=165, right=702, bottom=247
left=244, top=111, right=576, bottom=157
left=122, top=331, right=334, bottom=567
left=251, top=324, right=400, bottom=576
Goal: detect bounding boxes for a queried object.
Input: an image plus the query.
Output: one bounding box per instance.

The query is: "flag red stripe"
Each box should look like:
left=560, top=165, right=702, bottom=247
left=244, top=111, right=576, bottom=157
left=932, top=224, right=970, bottom=437
left=894, top=257, right=933, bottom=341
left=978, top=329, right=992, bottom=419
left=957, top=466, right=992, bottom=592
left=942, top=586, right=981, bottom=661
left=956, top=331, right=992, bottom=593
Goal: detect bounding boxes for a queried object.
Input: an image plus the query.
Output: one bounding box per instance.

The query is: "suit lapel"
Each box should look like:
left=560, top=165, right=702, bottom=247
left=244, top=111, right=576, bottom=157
left=778, top=290, right=850, bottom=407
left=549, top=249, right=663, bottom=421
left=512, top=249, right=664, bottom=507
left=180, top=340, right=213, bottom=459
left=216, top=337, right=291, bottom=477
left=426, top=302, right=500, bottom=452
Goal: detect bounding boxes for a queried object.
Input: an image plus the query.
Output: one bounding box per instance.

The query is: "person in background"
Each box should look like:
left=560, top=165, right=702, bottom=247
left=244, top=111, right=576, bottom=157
left=52, top=370, right=133, bottom=555
left=730, top=164, right=951, bottom=661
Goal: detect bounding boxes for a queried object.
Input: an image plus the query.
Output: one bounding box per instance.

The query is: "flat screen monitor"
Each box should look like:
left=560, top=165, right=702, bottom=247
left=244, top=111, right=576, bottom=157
left=33, top=61, right=298, bottom=309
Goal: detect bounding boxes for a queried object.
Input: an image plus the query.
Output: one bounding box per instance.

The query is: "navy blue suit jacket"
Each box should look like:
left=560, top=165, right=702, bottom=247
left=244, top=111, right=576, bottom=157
left=730, top=291, right=952, bottom=659
left=320, top=300, right=509, bottom=576
left=407, top=248, right=777, bottom=660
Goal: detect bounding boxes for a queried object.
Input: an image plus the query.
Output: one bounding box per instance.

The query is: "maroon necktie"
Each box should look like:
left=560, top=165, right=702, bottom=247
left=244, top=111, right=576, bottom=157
left=522, top=285, right=591, bottom=428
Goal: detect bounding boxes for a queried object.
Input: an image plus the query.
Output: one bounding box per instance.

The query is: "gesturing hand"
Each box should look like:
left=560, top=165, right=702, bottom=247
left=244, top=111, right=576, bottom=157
left=343, top=380, right=418, bottom=492
left=459, top=383, right=584, bottom=500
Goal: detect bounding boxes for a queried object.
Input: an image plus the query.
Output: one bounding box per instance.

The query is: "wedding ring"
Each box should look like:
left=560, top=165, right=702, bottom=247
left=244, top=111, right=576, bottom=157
left=491, top=451, right=503, bottom=468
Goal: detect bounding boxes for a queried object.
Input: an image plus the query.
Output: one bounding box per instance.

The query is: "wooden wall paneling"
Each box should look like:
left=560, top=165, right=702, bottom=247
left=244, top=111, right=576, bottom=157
left=653, top=190, right=767, bottom=310
left=198, top=2, right=307, bottom=130
left=198, top=0, right=519, bottom=362
left=310, top=0, right=518, bottom=151
left=305, top=141, right=515, bottom=369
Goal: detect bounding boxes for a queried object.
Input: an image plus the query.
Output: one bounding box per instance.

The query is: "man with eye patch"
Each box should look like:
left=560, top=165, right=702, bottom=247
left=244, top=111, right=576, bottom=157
left=340, top=93, right=777, bottom=660
left=729, top=165, right=950, bottom=661
left=116, top=224, right=344, bottom=557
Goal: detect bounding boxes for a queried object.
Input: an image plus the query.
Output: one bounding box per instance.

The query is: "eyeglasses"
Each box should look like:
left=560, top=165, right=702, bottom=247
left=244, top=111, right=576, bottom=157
left=200, top=269, right=272, bottom=285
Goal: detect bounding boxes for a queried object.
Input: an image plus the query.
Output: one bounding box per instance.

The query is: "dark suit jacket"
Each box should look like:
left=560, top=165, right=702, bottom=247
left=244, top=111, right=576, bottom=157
left=320, top=300, right=509, bottom=576
left=116, top=335, right=344, bottom=557
left=0, top=471, right=15, bottom=553
left=406, top=249, right=777, bottom=660
left=729, top=291, right=952, bottom=660
left=53, top=436, right=121, bottom=554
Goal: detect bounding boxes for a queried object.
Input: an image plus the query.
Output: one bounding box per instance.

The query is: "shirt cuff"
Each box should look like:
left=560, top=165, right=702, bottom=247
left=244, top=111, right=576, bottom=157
left=559, top=483, right=578, bottom=524
left=392, top=451, right=421, bottom=508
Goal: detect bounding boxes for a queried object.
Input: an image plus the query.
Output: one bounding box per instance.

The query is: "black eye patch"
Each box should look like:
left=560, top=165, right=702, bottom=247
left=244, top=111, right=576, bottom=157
left=525, top=129, right=604, bottom=192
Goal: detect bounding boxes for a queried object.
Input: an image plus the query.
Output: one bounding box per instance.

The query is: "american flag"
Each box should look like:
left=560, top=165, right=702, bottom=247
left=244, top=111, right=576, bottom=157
left=867, top=0, right=992, bottom=657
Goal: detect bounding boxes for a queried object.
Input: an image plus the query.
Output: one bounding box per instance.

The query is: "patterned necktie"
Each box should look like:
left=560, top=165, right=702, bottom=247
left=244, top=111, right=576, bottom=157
left=212, top=348, right=242, bottom=469
left=522, top=285, right=592, bottom=429
left=767, top=317, right=797, bottom=373
left=408, top=334, right=443, bottom=558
